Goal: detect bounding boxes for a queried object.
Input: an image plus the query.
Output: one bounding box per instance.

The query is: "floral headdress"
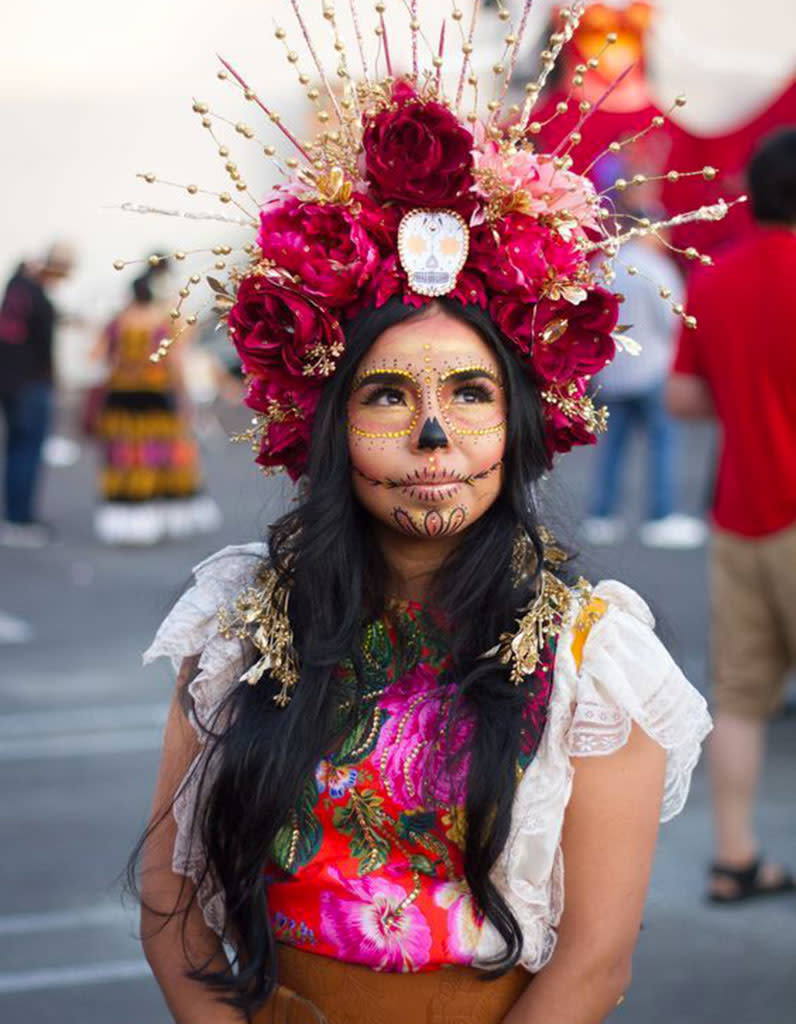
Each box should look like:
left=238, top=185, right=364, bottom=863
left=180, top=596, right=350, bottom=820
left=116, top=0, right=740, bottom=482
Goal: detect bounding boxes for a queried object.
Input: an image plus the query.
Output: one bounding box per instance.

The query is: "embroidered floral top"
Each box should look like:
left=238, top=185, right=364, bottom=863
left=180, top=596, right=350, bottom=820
left=144, top=544, right=712, bottom=974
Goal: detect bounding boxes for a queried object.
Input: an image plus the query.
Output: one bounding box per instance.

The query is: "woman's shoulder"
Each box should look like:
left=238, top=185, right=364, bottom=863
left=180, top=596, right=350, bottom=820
left=551, top=577, right=712, bottom=820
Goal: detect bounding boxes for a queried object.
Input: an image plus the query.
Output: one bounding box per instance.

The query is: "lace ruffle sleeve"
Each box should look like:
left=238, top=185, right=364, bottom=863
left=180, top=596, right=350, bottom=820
left=143, top=542, right=266, bottom=934
left=480, top=580, right=712, bottom=972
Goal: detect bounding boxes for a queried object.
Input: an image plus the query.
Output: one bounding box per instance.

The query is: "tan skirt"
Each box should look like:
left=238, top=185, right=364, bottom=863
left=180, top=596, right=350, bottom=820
left=254, top=943, right=531, bottom=1024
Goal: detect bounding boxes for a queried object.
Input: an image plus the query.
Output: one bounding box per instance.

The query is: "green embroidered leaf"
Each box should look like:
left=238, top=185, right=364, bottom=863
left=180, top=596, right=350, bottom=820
left=334, top=708, right=381, bottom=765
left=409, top=853, right=438, bottom=877
left=270, top=776, right=322, bottom=872
left=395, top=810, right=436, bottom=841
left=333, top=790, right=391, bottom=875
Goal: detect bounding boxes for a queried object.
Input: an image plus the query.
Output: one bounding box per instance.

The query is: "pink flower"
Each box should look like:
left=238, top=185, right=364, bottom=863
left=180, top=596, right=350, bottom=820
left=470, top=218, right=582, bottom=303
left=373, top=664, right=473, bottom=810
left=362, top=80, right=475, bottom=207
left=245, top=374, right=322, bottom=481
left=257, top=194, right=381, bottom=308
left=229, top=276, right=345, bottom=380
left=474, top=145, right=600, bottom=235
left=320, top=866, right=432, bottom=971
left=542, top=378, right=599, bottom=459
left=433, top=881, right=482, bottom=962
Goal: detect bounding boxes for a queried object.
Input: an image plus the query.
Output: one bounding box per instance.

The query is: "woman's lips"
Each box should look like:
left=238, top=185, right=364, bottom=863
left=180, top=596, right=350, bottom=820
left=399, top=480, right=464, bottom=502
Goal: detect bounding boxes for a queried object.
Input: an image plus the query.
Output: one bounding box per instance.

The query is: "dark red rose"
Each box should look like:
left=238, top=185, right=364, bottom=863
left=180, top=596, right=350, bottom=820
left=228, top=275, right=344, bottom=380
left=532, top=287, right=618, bottom=383
left=489, top=294, right=535, bottom=353
left=256, top=195, right=380, bottom=307
left=362, top=80, right=475, bottom=207
left=247, top=376, right=322, bottom=481
left=472, top=216, right=583, bottom=301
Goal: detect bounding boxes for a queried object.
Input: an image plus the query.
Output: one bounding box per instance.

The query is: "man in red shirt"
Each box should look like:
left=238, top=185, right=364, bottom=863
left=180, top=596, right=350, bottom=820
left=667, top=129, right=796, bottom=903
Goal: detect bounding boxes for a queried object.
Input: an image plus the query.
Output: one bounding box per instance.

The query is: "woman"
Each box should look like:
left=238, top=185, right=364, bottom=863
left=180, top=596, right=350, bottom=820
left=93, top=262, right=220, bottom=544
left=128, top=5, right=721, bottom=1019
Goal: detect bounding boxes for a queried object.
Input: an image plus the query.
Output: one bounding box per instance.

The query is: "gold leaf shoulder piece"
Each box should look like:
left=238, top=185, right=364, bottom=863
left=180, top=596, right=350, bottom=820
left=492, top=571, right=592, bottom=685
left=217, top=565, right=299, bottom=707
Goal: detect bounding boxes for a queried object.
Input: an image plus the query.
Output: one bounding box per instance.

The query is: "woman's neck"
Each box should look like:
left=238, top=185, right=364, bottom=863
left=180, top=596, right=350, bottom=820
left=374, top=523, right=461, bottom=603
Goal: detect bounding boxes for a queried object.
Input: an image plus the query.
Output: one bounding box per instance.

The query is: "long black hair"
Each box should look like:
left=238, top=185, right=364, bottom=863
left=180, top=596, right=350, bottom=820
left=130, top=296, right=559, bottom=1017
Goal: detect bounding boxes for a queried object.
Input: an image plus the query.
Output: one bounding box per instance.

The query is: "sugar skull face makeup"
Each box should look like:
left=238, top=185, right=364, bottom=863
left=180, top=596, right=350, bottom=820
left=348, top=308, right=507, bottom=541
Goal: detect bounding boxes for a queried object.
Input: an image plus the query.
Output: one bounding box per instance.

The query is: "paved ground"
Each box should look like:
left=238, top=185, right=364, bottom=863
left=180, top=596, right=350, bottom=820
left=0, top=401, right=793, bottom=1024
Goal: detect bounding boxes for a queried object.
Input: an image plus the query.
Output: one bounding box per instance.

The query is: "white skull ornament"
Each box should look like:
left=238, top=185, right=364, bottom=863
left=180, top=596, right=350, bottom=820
left=397, top=209, right=470, bottom=297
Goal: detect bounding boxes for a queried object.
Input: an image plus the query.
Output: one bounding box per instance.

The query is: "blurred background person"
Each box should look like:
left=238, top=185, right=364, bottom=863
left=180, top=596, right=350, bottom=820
left=91, top=258, right=221, bottom=545
left=0, top=243, right=75, bottom=548
left=582, top=204, right=705, bottom=548
left=667, top=128, right=796, bottom=903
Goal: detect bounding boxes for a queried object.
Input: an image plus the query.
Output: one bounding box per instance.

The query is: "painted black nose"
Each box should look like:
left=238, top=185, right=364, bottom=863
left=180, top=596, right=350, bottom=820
left=417, top=416, right=449, bottom=450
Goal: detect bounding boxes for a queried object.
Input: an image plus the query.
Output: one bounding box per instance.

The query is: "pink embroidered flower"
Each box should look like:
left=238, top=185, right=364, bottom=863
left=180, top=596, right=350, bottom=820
left=373, top=664, right=473, bottom=810
left=257, top=194, right=381, bottom=308
left=362, top=80, right=475, bottom=207
left=474, top=144, right=599, bottom=235
left=316, top=760, right=359, bottom=800
left=320, top=866, right=432, bottom=971
left=433, top=881, right=482, bottom=962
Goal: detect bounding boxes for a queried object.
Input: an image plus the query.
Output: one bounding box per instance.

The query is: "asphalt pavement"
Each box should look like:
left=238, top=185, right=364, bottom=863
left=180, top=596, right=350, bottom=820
left=0, top=402, right=793, bottom=1024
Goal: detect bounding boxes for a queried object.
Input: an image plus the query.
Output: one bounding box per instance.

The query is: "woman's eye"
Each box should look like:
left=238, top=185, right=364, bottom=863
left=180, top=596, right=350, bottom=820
left=453, top=384, right=494, bottom=404
left=363, top=386, right=408, bottom=407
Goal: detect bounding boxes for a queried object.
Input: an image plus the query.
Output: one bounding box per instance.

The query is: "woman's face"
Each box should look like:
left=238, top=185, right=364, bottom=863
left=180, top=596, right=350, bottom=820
left=348, top=309, right=507, bottom=540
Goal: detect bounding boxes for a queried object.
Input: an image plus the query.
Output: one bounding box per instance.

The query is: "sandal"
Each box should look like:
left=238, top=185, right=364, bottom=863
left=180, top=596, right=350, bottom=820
left=708, top=857, right=796, bottom=904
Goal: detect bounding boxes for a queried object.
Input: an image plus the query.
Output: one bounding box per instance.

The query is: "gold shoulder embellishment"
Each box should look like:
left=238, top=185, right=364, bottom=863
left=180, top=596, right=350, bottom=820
left=217, top=565, right=299, bottom=707
left=490, top=571, right=592, bottom=684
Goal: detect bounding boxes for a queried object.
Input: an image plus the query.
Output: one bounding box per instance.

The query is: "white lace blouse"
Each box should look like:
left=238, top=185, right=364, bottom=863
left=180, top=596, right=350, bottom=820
left=144, top=544, right=711, bottom=972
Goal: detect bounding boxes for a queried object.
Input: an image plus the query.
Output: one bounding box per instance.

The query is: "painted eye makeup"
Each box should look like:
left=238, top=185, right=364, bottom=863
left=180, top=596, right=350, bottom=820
left=361, top=385, right=413, bottom=408
left=452, top=383, right=496, bottom=404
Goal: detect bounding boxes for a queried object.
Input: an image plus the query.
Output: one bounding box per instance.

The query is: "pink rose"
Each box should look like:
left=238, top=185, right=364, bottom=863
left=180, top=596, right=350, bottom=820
left=374, top=664, right=473, bottom=810
left=362, top=80, right=475, bottom=207
left=257, top=194, right=381, bottom=307
left=246, top=374, right=322, bottom=481
left=229, top=276, right=345, bottom=381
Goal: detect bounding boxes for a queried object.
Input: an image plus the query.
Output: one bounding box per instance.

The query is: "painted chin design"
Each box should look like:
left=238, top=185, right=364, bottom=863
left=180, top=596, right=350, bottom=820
left=392, top=506, right=469, bottom=538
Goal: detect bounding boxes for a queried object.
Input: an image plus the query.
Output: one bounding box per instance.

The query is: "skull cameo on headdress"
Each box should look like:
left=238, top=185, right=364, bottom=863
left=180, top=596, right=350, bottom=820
left=398, top=209, right=470, bottom=297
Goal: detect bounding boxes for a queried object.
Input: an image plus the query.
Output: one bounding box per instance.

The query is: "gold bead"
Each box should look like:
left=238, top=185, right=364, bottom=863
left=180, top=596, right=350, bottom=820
left=493, top=63, right=505, bottom=75
left=409, top=19, right=420, bottom=30
left=307, top=88, right=320, bottom=100
left=587, top=57, right=599, bottom=69
left=615, top=178, right=627, bottom=191
left=553, top=157, right=566, bottom=169
left=236, top=181, right=248, bottom=190
left=218, top=146, right=229, bottom=157
left=672, top=302, right=684, bottom=315
left=529, top=121, right=541, bottom=134
left=190, top=274, right=201, bottom=284
left=467, top=74, right=478, bottom=86
left=264, top=145, right=276, bottom=157
left=192, top=101, right=208, bottom=114
left=675, top=94, right=687, bottom=107
left=175, top=251, right=186, bottom=261
left=149, top=255, right=161, bottom=267
left=609, top=141, right=621, bottom=153
left=627, top=265, right=638, bottom=276
left=462, top=43, right=473, bottom=55
left=244, top=88, right=255, bottom=100
left=659, top=286, right=672, bottom=299
left=573, top=75, right=583, bottom=87
left=287, top=51, right=298, bottom=64
left=702, top=166, right=718, bottom=180
left=685, top=246, right=698, bottom=260
left=451, top=8, right=463, bottom=20
left=179, top=288, right=190, bottom=298
left=579, top=100, right=591, bottom=112
left=505, top=34, right=517, bottom=45
left=487, top=100, right=500, bottom=112
left=286, top=158, right=299, bottom=169
left=169, top=309, right=180, bottom=320
left=187, top=184, right=198, bottom=194
left=525, top=82, right=539, bottom=94
left=217, top=70, right=228, bottom=80
left=666, top=170, right=680, bottom=183
left=274, top=26, right=286, bottom=39
left=570, top=131, right=582, bottom=144
left=498, top=8, right=511, bottom=20
left=299, top=73, right=310, bottom=85
left=432, top=56, right=443, bottom=68
left=652, top=115, right=665, bottom=127
left=684, top=315, right=698, bottom=329
left=215, top=260, right=226, bottom=270
left=700, top=255, right=713, bottom=266
left=638, top=218, right=650, bottom=228
left=186, top=315, right=198, bottom=325
left=632, top=173, right=646, bottom=185
left=606, top=31, right=618, bottom=43
left=201, top=116, right=212, bottom=128
left=317, top=110, right=330, bottom=123
left=575, top=63, right=587, bottom=73
left=113, top=259, right=125, bottom=270
left=219, top=192, right=231, bottom=203
left=556, top=101, right=568, bottom=114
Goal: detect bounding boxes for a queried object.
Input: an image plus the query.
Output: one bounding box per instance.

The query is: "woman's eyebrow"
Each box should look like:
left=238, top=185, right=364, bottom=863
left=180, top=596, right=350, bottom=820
left=440, top=367, right=502, bottom=385
left=351, top=368, right=418, bottom=392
